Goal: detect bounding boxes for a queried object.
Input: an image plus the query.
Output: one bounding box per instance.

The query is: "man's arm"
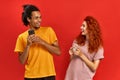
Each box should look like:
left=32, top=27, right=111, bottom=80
left=18, top=35, right=33, bottom=64
left=32, top=35, right=61, bottom=55
left=18, top=45, right=30, bottom=64
left=38, top=40, right=61, bottom=55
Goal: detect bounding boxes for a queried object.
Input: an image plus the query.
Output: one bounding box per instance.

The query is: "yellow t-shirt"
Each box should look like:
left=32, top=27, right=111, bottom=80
left=14, top=27, right=57, bottom=78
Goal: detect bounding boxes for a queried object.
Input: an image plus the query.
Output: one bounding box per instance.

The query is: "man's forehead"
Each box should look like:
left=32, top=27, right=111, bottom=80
left=31, top=11, right=41, bottom=16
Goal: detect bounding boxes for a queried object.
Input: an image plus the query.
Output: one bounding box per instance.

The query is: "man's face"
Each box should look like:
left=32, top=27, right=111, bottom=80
left=28, top=11, right=42, bottom=29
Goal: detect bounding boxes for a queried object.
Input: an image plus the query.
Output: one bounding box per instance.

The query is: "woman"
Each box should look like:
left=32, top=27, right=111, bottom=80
left=65, top=16, right=104, bottom=80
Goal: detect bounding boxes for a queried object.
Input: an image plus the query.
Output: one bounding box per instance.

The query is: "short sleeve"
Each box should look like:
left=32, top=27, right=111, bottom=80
left=14, top=35, right=24, bottom=53
left=93, top=47, right=104, bottom=60
left=71, top=40, right=78, bottom=47
left=49, top=27, right=57, bottom=44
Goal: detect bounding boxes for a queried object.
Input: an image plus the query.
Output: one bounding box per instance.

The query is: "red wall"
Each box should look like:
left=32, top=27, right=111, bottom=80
left=0, top=0, right=120, bottom=80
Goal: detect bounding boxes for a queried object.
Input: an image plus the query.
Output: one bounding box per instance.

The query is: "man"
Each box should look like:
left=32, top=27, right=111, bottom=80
left=14, top=4, right=61, bottom=80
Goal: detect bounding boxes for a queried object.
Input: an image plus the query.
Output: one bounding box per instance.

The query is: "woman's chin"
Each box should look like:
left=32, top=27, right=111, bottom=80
left=81, top=33, right=85, bottom=35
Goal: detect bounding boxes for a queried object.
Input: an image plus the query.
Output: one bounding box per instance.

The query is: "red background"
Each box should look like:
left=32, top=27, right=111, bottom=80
left=0, top=0, right=120, bottom=80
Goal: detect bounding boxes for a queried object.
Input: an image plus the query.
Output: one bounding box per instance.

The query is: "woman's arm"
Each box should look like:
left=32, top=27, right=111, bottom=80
left=74, top=49, right=100, bottom=72
left=80, top=54, right=100, bottom=72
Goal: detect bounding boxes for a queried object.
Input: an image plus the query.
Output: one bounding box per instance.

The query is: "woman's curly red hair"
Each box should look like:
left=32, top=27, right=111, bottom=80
left=76, top=16, right=103, bottom=53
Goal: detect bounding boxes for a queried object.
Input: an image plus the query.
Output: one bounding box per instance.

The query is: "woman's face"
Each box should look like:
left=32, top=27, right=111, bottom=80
left=81, top=21, right=88, bottom=35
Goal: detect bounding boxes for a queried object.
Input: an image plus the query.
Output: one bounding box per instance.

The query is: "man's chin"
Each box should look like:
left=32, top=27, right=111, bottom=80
left=34, top=27, right=40, bottom=30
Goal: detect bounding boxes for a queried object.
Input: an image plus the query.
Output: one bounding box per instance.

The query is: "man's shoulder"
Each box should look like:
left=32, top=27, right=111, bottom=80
left=40, top=26, right=52, bottom=29
left=18, top=30, right=28, bottom=38
left=40, top=26, right=54, bottom=31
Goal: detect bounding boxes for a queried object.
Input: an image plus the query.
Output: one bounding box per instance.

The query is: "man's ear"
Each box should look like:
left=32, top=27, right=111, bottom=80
left=27, top=17, right=30, bottom=23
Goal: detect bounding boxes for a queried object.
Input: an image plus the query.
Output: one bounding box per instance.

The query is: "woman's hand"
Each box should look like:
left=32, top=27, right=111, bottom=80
left=73, top=47, right=83, bottom=57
